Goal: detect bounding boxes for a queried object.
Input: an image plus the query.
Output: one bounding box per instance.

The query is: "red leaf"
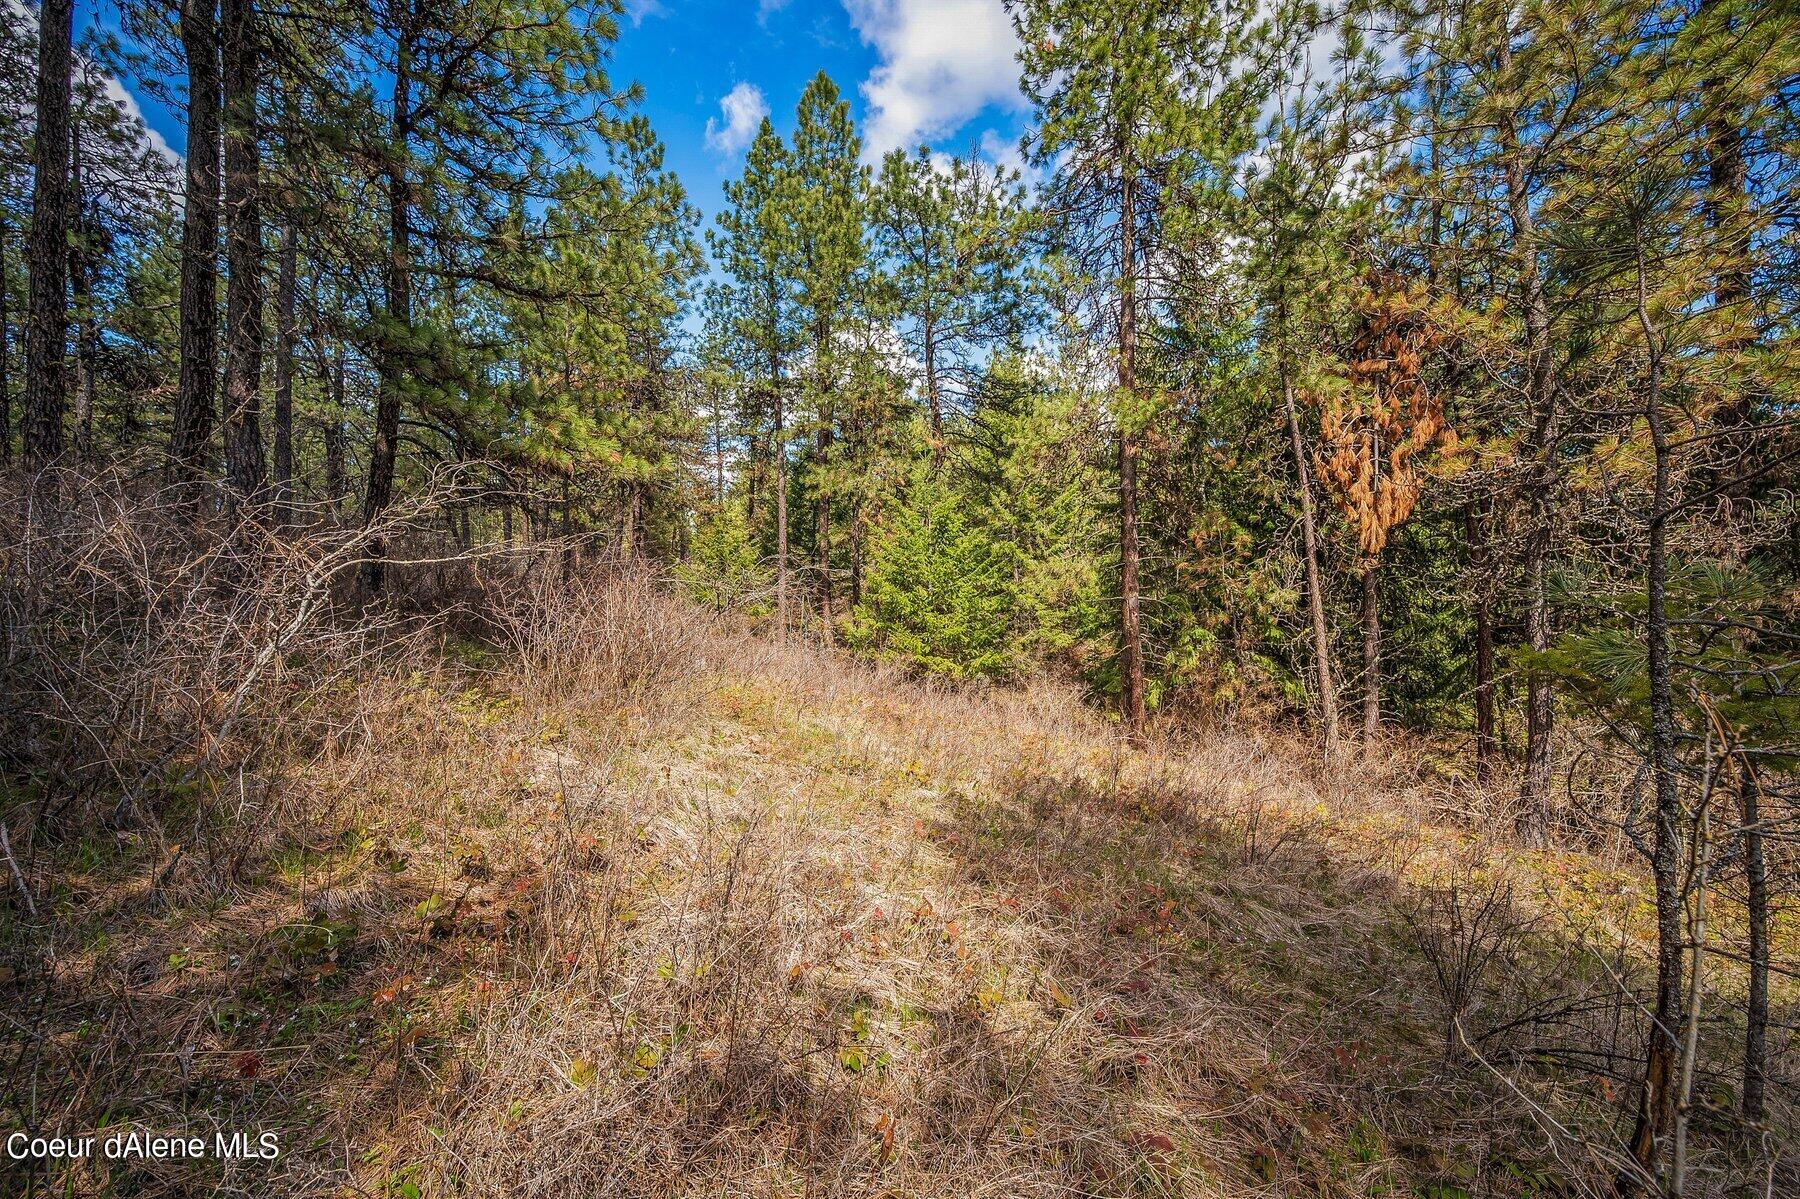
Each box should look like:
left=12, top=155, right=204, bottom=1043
left=1133, top=1131, right=1176, bottom=1154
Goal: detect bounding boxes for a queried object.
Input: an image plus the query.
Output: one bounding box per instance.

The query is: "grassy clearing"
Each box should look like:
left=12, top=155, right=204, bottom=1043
left=1, top=584, right=1790, bottom=1198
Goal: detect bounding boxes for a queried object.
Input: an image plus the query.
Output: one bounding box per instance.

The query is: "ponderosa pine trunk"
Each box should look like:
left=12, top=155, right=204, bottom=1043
left=851, top=506, right=863, bottom=607
left=360, top=19, right=412, bottom=597
left=776, top=385, right=789, bottom=639
left=1519, top=517, right=1554, bottom=834
left=771, top=339, right=788, bottom=639
left=67, top=127, right=96, bottom=460
left=172, top=0, right=221, bottom=482
left=1, top=213, right=12, bottom=462
left=560, top=474, right=572, bottom=585
left=1498, top=37, right=1558, bottom=841
left=924, top=316, right=943, bottom=471
left=322, top=343, right=345, bottom=521
left=272, top=222, right=297, bottom=525
left=1116, top=146, right=1146, bottom=747
left=816, top=405, right=832, bottom=641
left=1624, top=240, right=1682, bottom=1199
left=22, top=0, right=74, bottom=470
left=1697, top=27, right=1771, bottom=1122
left=813, top=312, right=834, bottom=641
left=1467, top=501, right=1498, bottom=777
left=220, top=0, right=265, bottom=506
left=1738, top=761, right=1769, bottom=1123
left=626, top=480, right=644, bottom=560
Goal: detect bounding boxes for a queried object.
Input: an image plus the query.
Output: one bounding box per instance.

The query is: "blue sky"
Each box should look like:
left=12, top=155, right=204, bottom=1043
left=84, top=0, right=1035, bottom=230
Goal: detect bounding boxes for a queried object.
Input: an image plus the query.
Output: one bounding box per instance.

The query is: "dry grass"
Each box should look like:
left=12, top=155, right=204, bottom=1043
left=1, top=565, right=1792, bottom=1198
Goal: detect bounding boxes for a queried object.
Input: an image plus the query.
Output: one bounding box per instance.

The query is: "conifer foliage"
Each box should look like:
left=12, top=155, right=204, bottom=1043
left=0, top=2, right=1795, bottom=1191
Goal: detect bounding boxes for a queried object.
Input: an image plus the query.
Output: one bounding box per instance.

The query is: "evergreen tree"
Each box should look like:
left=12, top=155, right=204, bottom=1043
left=712, top=117, right=801, bottom=633
left=22, top=0, right=73, bottom=468
left=847, top=466, right=1016, bottom=680
left=1010, top=0, right=1266, bottom=741
left=676, top=504, right=773, bottom=617
left=786, top=72, right=868, bottom=638
left=871, top=147, right=1039, bottom=469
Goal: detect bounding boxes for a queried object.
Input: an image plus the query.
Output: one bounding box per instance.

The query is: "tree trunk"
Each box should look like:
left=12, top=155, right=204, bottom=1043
left=1361, top=558, right=1380, bottom=745
left=1519, top=520, right=1554, bottom=835
left=816, top=409, right=832, bottom=643
left=712, top=389, right=726, bottom=506
left=220, top=0, right=265, bottom=506
left=360, top=21, right=412, bottom=598
left=272, top=222, right=297, bottom=525
left=1702, top=0, right=1753, bottom=472
left=924, top=318, right=943, bottom=471
left=1116, top=151, right=1146, bottom=746
left=623, top=481, right=643, bottom=561
left=1738, top=763, right=1769, bottom=1123
left=172, top=0, right=221, bottom=482
left=323, top=347, right=345, bottom=521
left=1501, top=105, right=1558, bottom=841
left=774, top=374, right=788, bottom=640
left=67, top=127, right=96, bottom=459
left=1624, top=240, right=1681, bottom=1198
left=1699, top=28, right=1770, bottom=1122
left=1704, top=119, right=1749, bottom=333
left=1466, top=501, right=1498, bottom=777
left=746, top=430, right=762, bottom=525
left=1283, top=372, right=1340, bottom=762
left=560, top=474, right=573, bottom=584
left=22, top=0, right=74, bottom=470
left=851, top=499, right=864, bottom=608
left=1, top=214, right=12, bottom=463
left=1493, top=30, right=1560, bottom=836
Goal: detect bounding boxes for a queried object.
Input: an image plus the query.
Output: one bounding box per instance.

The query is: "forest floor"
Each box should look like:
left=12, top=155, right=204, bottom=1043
left=3, top=589, right=1792, bottom=1198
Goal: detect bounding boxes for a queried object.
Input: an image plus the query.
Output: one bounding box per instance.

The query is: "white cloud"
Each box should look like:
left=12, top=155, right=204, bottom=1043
left=841, top=0, right=1025, bottom=161
left=624, top=0, right=666, bottom=25
left=100, top=75, right=181, bottom=168
left=5, top=0, right=180, bottom=168
left=704, top=82, right=770, bottom=159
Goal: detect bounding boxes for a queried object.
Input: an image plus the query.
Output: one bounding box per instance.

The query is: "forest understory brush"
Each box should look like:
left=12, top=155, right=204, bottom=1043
left=0, top=493, right=1789, bottom=1199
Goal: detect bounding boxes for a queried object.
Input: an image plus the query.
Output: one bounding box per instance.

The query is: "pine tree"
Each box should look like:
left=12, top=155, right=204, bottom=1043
left=1011, top=0, right=1265, bottom=742
left=872, top=147, right=1039, bottom=469
left=22, top=0, right=74, bottom=468
left=219, top=0, right=264, bottom=503
left=963, top=352, right=1106, bottom=668
left=676, top=504, right=773, bottom=617
left=712, top=117, right=801, bottom=634
left=351, top=0, right=624, bottom=594
left=786, top=72, right=867, bottom=639
left=171, top=0, right=220, bottom=483
left=1309, top=278, right=1457, bottom=745
left=1239, top=0, right=1389, bottom=761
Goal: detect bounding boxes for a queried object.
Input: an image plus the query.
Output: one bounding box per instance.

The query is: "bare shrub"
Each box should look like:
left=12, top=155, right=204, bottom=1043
left=1404, top=851, right=1533, bottom=1061
left=0, top=469, right=425, bottom=831
left=483, top=562, right=713, bottom=712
